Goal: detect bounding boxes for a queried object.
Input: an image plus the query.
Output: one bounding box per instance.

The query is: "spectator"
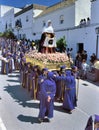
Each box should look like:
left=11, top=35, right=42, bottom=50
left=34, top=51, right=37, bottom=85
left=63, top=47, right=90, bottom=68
left=86, top=17, right=90, bottom=25
left=80, top=59, right=89, bottom=79
left=75, top=51, right=82, bottom=69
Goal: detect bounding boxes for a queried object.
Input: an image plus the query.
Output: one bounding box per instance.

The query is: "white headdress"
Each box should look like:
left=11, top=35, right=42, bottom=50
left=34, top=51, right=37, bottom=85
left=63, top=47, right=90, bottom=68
left=42, top=20, right=54, bottom=34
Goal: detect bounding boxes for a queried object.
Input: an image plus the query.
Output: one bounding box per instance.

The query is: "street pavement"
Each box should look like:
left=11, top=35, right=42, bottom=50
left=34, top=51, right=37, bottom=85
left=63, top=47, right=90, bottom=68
left=0, top=63, right=99, bottom=130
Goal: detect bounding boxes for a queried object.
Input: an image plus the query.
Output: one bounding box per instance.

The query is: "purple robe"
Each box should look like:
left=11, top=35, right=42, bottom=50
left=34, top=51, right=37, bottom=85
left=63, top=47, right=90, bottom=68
left=62, top=70, right=77, bottom=111
left=38, top=72, right=56, bottom=119
left=37, top=74, right=47, bottom=100
left=85, top=115, right=99, bottom=130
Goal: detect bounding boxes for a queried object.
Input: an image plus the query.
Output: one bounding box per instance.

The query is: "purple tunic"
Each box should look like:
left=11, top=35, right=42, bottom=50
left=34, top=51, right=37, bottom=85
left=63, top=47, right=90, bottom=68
left=85, top=115, right=99, bottom=130
left=62, top=70, right=77, bottom=111
left=38, top=72, right=56, bottom=119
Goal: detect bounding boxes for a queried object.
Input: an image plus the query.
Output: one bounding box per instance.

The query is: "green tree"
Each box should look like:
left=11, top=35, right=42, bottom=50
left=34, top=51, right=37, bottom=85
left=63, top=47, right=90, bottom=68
left=56, top=36, right=67, bottom=53
left=2, top=31, right=15, bottom=39
left=0, top=32, right=3, bottom=37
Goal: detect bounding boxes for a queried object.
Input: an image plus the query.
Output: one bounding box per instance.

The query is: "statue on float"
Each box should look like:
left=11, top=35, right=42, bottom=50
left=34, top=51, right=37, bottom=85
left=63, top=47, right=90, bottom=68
left=39, top=20, right=56, bottom=53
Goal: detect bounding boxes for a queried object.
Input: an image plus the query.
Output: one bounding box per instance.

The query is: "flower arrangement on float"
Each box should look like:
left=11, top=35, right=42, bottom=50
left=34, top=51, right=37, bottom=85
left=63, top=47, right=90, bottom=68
left=25, top=50, right=70, bottom=70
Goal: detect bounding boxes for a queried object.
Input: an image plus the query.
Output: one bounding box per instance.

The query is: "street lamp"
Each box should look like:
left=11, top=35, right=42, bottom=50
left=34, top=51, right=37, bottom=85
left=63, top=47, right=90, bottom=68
left=95, top=27, right=99, bottom=59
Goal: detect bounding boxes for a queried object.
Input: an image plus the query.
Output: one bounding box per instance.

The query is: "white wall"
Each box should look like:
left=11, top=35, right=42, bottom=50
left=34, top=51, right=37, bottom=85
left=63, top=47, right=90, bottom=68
left=91, top=0, right=99, bottom=24
left=0, top=5, right=13, bottom=17
left=0, top=17, right=4, bottom=32
left=66, top=26, right=96, bottom=61
left=55, top=25, right=98, bottom=61
left=0, top=5, right=21, bottom=32
left=33, top=4, right=75, bottom=40
left=15, top=9, right=33, bottom=40
left=3, top=8, right=15, bottom=31
left=0, top=5, right=13, bottom=32
left=75, top=0, right=91, bottom=26
left=14, top=8, right=44, bottom=40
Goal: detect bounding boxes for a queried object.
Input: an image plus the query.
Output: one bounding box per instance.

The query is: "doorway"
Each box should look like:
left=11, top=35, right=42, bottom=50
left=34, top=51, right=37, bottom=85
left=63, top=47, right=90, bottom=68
left=77, top=43, right=84, bottom=53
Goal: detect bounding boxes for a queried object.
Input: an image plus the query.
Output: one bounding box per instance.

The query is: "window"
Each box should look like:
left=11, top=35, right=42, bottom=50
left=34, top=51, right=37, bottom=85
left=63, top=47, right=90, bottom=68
left=9, top=23, right=12, bottom=28
left=43, top=21, right=46, bottom=27
left=60, top=15, right=64, bottom=24
left=23, top=34, right=26, bottom=39
left=5, top=22, right=7, bottom=30
left=26, top=16, right=29, bottom=22
left=15, top=19, right=22, bottom=28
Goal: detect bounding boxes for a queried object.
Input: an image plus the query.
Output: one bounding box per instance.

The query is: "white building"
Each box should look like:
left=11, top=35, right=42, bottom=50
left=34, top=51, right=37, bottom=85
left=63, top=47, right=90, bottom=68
left=0, top=5, right=13, bottom=17
left=14, top=4, right=47, bottom=40
left=0, top=5, right=13, bottom=32
left=0, top=5, right=21, bottom=32
left=33, top=0, right=99, bottom=60
left=0, top=0, right=99, bottom=60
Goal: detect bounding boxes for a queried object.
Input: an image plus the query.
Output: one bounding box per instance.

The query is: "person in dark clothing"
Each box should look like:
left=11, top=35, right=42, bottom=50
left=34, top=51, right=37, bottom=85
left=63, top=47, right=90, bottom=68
left=38, top=33, right=46, bottom=53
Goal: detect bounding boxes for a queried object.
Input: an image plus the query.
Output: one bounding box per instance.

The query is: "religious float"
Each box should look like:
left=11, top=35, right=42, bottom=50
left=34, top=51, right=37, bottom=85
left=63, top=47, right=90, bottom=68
left=25, top=20, right=71, bottom=70
left=25, top=50, right=71, bottom=70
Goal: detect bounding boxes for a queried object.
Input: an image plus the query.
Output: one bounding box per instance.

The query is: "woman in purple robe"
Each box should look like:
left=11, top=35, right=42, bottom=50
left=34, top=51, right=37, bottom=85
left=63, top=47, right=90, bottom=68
left=62, top=70, right=77, bottom=114
left=38, top=71, right=56, bottom=122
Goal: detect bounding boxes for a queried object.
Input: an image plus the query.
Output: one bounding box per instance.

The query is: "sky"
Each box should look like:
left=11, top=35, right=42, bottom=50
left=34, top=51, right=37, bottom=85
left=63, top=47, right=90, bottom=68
left=0, top=0, right=61, bottom=8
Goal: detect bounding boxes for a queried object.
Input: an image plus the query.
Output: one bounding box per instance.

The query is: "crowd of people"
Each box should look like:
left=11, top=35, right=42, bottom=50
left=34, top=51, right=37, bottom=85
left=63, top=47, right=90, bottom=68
left=79, top=17, right=90, bottom=27
left=19, top=59, right=79, bottom=122
left=74, top=49, right=99, bottom=80
left=0, top=37, right=79, bottom=122
left=0, top=37, right=99, bottom=129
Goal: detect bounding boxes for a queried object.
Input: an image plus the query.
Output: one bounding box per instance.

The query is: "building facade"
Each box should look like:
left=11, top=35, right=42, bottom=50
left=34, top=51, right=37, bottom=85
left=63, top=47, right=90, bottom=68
left=14, top=4, right=46, bottom=40
left=0, top=0, right=99, bottom=60
left=0, top=5, right=21, bottom=32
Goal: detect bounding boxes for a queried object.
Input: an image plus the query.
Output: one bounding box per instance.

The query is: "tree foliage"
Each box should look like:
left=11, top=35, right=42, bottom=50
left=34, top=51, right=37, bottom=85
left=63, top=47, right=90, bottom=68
left=0, top=32, right=3, bottom=37
left=56, top=36, right=67, bottom=52
left=0, top=31, right=16, bottom=39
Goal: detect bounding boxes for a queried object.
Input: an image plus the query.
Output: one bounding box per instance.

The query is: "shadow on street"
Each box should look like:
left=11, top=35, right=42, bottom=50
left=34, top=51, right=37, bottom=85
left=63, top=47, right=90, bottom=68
left=81, top=79, right=99, bottom=87
left=4, top=84, right=32, bottom=106
left=8, top=74, right=19, bottom=78
left=54, top=104, right=73, bottom=114
left=17, top=114, right=40, bottom=124
left=6, top=79, right=20, bottom=83
left=19, top=102, right=39, bottom=108
left=17, top=114, right=50, bottom=124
